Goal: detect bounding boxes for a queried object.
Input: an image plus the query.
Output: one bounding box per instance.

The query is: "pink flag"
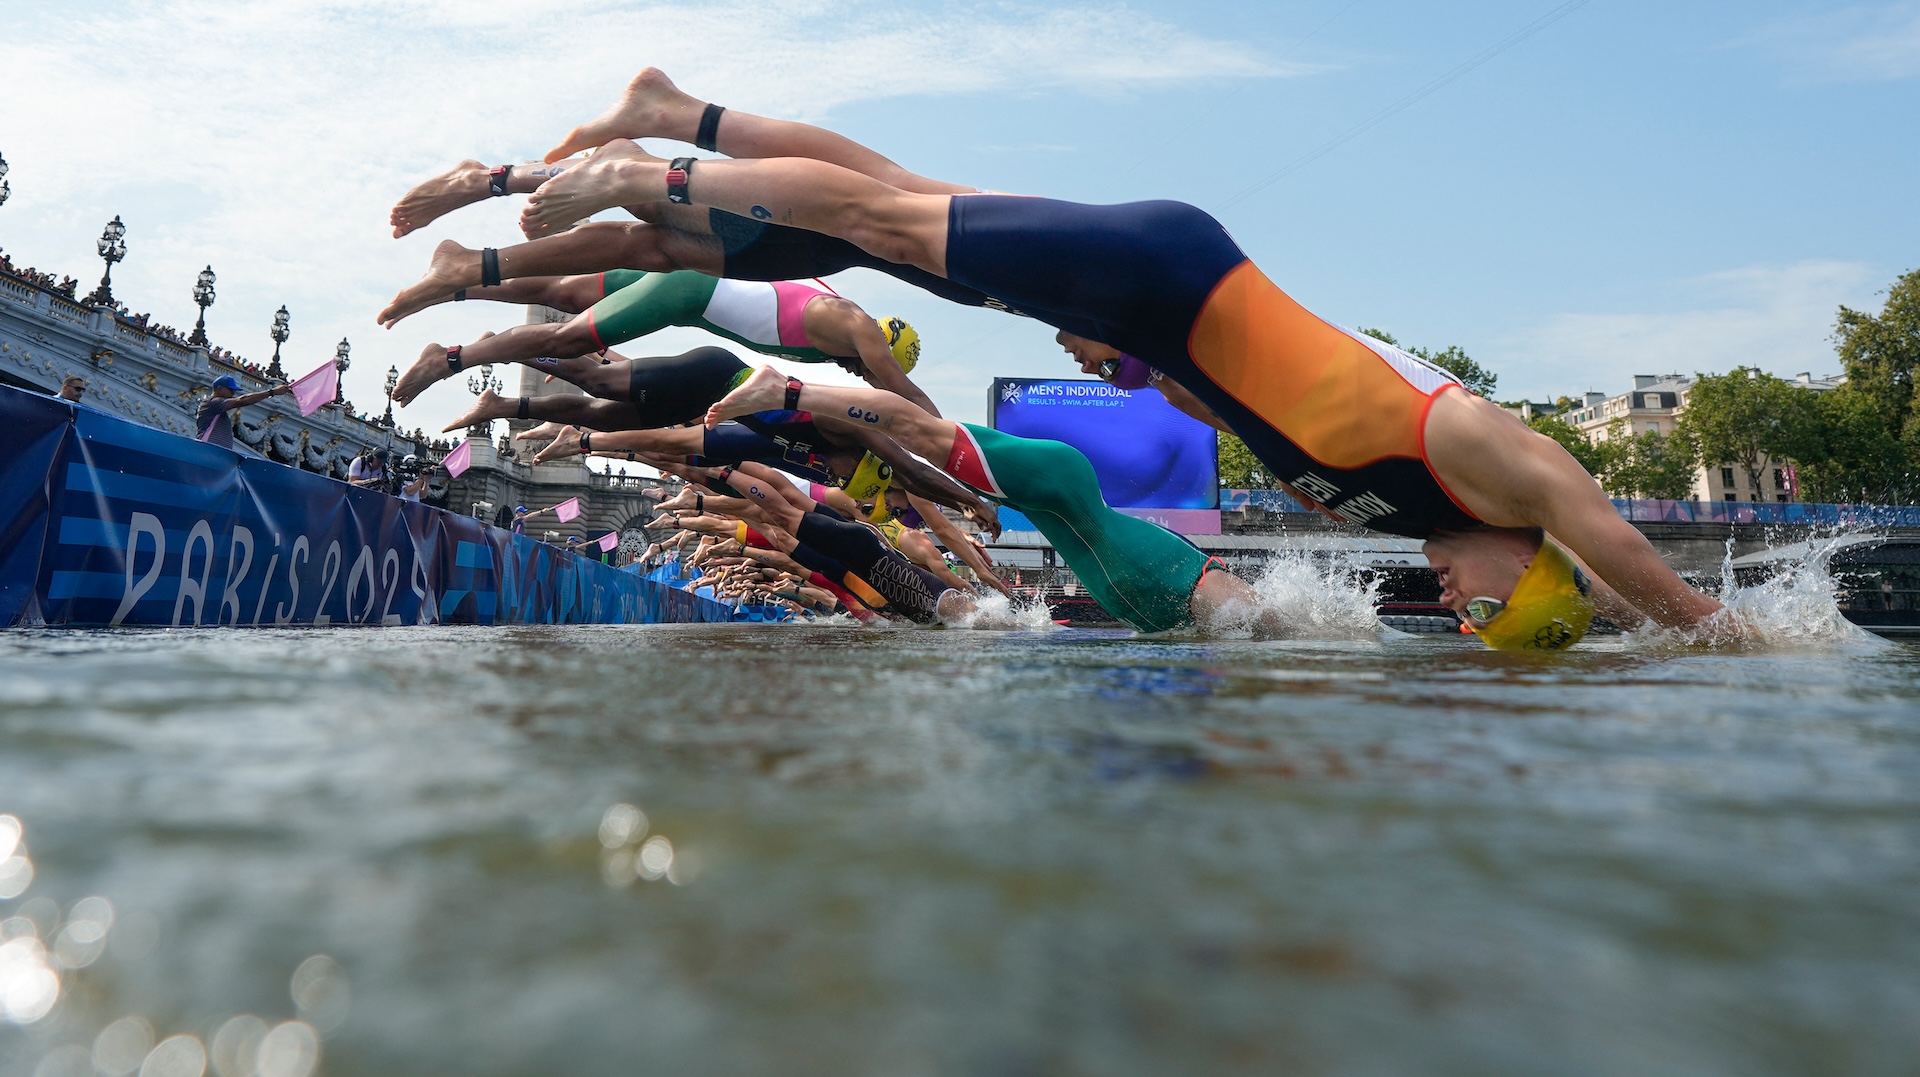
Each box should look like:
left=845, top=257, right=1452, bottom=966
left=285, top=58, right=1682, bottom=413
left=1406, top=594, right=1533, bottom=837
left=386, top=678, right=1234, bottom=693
left=553, top=497, right=582, bottom=523
left=289, top=359, right=339, bottom=416
left=597, top=531, right=619, bottom=553
left=442, top=438, right=473, bottom=478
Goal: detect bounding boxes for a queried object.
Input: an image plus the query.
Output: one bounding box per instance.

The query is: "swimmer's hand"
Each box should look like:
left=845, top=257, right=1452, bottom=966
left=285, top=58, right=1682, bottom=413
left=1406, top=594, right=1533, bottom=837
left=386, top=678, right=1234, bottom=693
left=965, top=501, right=1001, bottom=540
left=967, top=536, right=995, bottom=567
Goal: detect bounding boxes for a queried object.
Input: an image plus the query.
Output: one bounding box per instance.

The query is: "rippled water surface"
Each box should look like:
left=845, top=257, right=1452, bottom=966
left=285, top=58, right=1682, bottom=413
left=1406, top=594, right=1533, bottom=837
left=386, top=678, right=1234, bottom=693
left=2, top=624, right=1919, bottom=1076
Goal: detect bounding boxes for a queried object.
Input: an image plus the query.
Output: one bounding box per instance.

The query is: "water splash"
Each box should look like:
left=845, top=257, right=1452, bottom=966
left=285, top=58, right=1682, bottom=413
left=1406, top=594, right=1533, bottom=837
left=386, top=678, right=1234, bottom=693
left=946, top=591, right=1060, bottom=632
left=1192, top=553, right=1383, bottom=640
left=1627, top=530, right=1885, bottom=652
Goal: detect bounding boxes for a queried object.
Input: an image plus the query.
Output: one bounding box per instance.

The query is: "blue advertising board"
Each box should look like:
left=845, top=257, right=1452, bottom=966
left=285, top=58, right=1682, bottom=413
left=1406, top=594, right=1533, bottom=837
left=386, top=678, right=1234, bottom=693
left=989, top=377, right=1219, bottom=533
left=0, top=386, right=735, bottom=628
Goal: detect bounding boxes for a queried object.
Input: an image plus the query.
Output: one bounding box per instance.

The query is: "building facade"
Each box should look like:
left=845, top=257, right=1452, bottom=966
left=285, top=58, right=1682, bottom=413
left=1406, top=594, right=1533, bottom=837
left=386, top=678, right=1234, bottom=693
left=1561, top=371, right=1843, bottom=503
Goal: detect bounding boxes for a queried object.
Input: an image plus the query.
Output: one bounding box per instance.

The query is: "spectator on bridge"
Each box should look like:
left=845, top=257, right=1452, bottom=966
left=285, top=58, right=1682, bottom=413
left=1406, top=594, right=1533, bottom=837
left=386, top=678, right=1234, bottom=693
left=349, top=448, right=393, bottom=490
left=59, top=376, right=86, bottom=404
left=197, top=375, right=288, bottom=450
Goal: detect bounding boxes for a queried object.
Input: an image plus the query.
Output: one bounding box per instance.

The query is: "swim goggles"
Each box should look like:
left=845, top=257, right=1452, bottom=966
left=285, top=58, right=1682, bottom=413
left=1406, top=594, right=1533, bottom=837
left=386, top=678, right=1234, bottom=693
left=1462, top=597, right=1506, bottom=627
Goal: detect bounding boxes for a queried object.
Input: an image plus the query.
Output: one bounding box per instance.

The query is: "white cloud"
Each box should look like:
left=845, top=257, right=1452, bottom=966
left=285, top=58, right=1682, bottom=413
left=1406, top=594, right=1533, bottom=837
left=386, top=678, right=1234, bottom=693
left=0, top=0, right=1291, bottom=434
left=1739, top=2, right=1920, bottom=82
left=1493, top=261, right=1882, bottom=401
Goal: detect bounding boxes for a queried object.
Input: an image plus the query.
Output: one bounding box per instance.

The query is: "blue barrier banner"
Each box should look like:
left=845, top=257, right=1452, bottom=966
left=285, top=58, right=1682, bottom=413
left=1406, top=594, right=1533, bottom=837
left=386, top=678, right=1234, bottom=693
left=1607, top=498, right=1920, bottom=527
left=1218, top=487, right=1920, bottom=527
left=1, top=387, right=736, bottom=628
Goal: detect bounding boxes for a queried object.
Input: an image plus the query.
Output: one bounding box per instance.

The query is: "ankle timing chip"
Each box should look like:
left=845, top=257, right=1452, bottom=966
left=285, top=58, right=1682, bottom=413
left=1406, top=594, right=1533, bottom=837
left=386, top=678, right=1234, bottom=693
left=488, top=165, right=512, bottom=197
left=666, top=157, right=696, bottom=205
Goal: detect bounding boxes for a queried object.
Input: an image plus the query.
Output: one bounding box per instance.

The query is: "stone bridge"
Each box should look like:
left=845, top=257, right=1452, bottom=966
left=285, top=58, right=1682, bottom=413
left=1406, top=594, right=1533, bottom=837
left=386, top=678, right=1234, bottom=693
left=442, top=436, right=664, bottom=559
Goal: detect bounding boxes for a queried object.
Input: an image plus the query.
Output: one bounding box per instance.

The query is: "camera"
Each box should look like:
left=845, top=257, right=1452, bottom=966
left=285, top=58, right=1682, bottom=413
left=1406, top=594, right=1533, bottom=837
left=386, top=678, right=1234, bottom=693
left=391, top=452, right=426, bottom=488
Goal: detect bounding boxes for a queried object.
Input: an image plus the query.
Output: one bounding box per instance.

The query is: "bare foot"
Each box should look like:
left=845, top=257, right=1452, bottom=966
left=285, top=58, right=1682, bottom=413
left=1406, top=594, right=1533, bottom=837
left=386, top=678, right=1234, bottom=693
left=706, top=364, right=789, bottom=427
left=521, top=139, right=662, bottom=238
left=655, top=487, right=699, bottom=512
left=533, top=425, right=586, bottom=464
left=378, top=240, right=480, bottom=328
left=516, top=420, right=566, bottom=442
left=391, top=342, right=466, bottom=406
left=391, top=160, right=493, bottom=238
left=544, top=68, right=705, bottom=164
left=440, top=387, right=515, bottom=432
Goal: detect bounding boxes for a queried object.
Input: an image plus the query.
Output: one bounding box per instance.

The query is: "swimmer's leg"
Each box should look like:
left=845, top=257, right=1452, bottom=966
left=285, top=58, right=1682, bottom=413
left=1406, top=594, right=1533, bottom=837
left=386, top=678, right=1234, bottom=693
left=959, top=424, right=1210, bottom=634
left=443, top=392, right=650, bottom=435
left=378, top=222, right=724, bottom=327
left=534, top=423, right=706, bottom=463
left=522, top=140, right=949, bottom=275
left=391, top=157, right=581, bottom=238
left=573, top=269, right=718, bottom=354
left=544, top=68, right=973, bottom=196
left=391, top=321, right=606, bottom=405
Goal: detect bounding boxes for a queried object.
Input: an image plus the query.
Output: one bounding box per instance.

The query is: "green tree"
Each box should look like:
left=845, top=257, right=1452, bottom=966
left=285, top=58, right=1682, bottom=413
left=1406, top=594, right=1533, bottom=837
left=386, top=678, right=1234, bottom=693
left=1676, top=369, right=1822, bottom=498
left=1217, top=431, right=1277, bottom=489
left=1806, top=268, right=1920, bottom=503
left=1358, top=327, right=1498, bottom=398
left=1596, top=418, right=1699, bottom=499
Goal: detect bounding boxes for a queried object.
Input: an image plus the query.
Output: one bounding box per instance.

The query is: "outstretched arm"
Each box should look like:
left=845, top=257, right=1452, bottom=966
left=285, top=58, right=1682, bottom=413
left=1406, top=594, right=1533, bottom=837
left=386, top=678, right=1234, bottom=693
left=909, top=493, right=1012, bottom=598
left=832, top=422, right=999, bottom=537
left=1428, top=394, right=1722, bottom=629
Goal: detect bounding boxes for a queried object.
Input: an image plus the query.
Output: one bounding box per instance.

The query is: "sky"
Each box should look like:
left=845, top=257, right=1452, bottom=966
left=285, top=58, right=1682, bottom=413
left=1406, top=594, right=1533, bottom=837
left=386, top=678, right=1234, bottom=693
left=2, top=0, right=1916, bottom=436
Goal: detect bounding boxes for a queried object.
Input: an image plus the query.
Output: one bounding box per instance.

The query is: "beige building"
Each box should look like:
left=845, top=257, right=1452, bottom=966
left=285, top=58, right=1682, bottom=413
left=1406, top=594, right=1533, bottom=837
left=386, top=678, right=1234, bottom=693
left=1561, top=371, right=1843, bottom=503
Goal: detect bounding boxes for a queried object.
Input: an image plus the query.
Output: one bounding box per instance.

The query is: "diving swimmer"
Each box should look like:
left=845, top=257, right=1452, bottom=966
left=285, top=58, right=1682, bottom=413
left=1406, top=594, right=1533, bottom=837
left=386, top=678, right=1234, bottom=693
left=522, top=68, right=1724, bottom=649
left=386, top=266, right=930, bottom=414
left=709, top=368, right=1282, bottom=636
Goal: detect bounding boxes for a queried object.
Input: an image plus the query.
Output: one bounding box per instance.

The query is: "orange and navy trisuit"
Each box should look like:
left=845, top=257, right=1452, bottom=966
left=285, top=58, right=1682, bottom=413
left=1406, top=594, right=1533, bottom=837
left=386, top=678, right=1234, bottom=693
left=942, top=197, right=1483, bottom=539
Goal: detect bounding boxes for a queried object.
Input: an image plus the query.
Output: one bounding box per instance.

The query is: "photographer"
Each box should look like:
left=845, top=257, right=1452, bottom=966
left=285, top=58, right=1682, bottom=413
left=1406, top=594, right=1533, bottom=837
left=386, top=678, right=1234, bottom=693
left=395, top=453, right=434, bottom=503
left=349, top=448, right=392, bottom=491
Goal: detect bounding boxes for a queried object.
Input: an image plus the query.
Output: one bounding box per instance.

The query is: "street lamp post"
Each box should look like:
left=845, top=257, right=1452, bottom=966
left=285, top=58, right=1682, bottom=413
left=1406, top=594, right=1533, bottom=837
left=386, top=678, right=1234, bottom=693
left=85, top=216, right=127, bottom=307
left=0, top=152, right=10, bottom=208
left=268, top=305, right=290, bottom=379
left=383, top=365, right=398, bottom=426
left=334, top=338, right=351, bottom=405
left=188, top=266, right=215, bottom=347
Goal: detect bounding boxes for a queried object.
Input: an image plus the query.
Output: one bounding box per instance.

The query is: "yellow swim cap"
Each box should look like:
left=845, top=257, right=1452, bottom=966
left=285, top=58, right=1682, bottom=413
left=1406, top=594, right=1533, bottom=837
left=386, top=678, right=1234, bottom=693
left=841, top=451, right=894, bottom=503
left=872, top=515, right=909, bottom=547
left=1464, top=540, right=1595, bottom=652
left=875, top=317, right=920, bottom=373
left=864, top=488, right=899, bottom=525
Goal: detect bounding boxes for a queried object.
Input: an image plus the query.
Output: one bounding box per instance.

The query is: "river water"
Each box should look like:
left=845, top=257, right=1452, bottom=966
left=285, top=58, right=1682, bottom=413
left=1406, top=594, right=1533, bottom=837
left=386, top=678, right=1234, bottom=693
left=2, top=577, right=1918, bottom=1075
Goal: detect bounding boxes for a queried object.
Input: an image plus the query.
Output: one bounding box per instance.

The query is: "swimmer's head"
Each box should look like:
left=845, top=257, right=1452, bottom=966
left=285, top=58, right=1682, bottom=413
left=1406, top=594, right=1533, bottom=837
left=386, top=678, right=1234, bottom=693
left=1054, top=330, right=1120, bottom=375
left=875, top=317, right=920, bottom=373
left=820, top=448, right=864, bottom=484
left=841, top=452, right=893, bottom=501
left=1424, top=529, right=1594, bottom=651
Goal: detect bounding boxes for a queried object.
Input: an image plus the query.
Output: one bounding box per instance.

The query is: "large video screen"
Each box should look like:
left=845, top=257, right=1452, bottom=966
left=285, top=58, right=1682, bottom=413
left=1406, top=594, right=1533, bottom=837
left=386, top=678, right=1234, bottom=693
left=989, top=378, right=1218, bottom=510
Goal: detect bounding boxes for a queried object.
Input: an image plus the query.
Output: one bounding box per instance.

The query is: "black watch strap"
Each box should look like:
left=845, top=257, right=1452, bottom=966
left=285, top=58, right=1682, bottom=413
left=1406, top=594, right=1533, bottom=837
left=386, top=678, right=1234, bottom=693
left=694, top=105, right=726, bottom=152
left=785, top=376, right=803, bottom=412
left=580, top=430, right=593, bottom=453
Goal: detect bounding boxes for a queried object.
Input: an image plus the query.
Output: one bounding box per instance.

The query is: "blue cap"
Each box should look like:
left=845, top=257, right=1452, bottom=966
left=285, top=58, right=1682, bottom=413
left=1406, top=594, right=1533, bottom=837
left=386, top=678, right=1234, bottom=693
left=515, top=505, right=529, bottom=514
left=211, top=375, right=240, bottom=391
